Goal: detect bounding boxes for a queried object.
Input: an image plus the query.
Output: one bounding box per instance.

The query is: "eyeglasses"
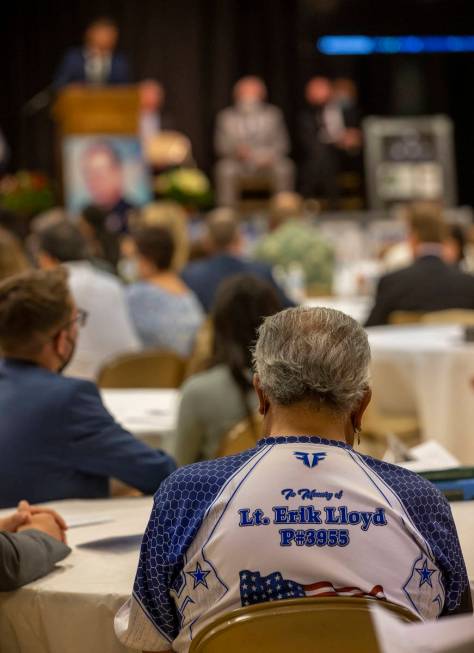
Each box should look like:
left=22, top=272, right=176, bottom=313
left=61, top=308, right=89, bottom=332
left=72, top=309, right=89, bottom=329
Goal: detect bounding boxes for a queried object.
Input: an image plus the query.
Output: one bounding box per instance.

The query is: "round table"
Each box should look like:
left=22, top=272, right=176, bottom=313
left=0, top=496, right=472, bottom=653
left=0, top=497, right=153, bottom=653
left=367, top=325, right=474, bottom=464
left=101, top=388, right=180, bottom=455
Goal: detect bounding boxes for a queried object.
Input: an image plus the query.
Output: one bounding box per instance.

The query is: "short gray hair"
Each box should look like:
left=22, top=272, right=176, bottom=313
left=253, top=306, right=370, bottom=413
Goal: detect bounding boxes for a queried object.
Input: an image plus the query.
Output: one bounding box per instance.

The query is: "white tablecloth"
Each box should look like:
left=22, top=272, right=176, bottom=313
left=0, top=496, right=472, bottom=653
left=367, top=325, right=474, bottom=464
left=101, top=389, right=180, bottom=455
left=0, top=497, right=153, bottom=653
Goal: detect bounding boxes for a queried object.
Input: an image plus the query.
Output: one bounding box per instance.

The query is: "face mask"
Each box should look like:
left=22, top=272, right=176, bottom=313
left=56, top=335, right=77, bottom=374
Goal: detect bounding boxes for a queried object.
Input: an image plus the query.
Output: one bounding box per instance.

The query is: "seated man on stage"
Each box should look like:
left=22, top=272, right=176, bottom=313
left=54, top=16, right=130, bottom=88
left=0, top=501, right=70, bottom=591
left=214, top=76, right=294, bottom=207
left=0, top=269, right=176, bottom=509
left=115, top=307, right=471, bottom=653
left=139, top=80, right=175, bottom=152
left=297, top=76, right=361, bottom=207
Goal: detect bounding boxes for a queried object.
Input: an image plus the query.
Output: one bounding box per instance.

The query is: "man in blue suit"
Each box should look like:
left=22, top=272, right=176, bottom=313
left=54, top=17, right=130, bottom=89
left=181, top=209, right=293, bottom=313
left=0, top=268, right=176, bottom=509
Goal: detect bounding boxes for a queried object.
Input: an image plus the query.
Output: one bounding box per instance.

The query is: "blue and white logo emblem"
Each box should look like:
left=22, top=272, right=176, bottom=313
left=293, top=451, right=327, bottom=468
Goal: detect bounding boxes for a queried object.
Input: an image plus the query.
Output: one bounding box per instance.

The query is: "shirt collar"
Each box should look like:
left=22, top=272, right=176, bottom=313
left=416, top=243, right=443, bottom=259
left=257, top=435, right=353, bottom=451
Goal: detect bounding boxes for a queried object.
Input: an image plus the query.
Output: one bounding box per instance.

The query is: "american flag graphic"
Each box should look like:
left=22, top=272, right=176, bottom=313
left=239, top=570, right=385, bottom=606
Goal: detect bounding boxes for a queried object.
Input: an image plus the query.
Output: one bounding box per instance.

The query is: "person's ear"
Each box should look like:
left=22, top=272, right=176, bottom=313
left=253, top=374, right=269, bottom=416
left=352, top=387, right=372, bottom=431
left=54, top=328, right=70, bottom=359
left=37, top=251, right=57, bottom=270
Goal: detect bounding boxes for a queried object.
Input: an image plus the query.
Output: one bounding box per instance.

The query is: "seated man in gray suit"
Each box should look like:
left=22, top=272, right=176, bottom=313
left=214, top=76, right=294, bottom=206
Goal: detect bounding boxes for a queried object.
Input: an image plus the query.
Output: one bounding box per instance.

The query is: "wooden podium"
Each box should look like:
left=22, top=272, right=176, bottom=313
left=52, top=86, right=140, bottom=201
left=52, top=85, right=139, bottom=136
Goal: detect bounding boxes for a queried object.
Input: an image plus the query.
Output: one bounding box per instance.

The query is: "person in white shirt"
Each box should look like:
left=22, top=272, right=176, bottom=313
left=37, top=221, right=140, bottom=380
left=115, top=306, right=471, bottom=653
left=138, top=80, right=175, bottom=154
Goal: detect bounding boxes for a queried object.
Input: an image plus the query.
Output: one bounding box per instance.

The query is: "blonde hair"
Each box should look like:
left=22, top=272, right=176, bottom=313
left=138, top=201, right=189, bottom=271
left=0, top=228, right=30, bottom=282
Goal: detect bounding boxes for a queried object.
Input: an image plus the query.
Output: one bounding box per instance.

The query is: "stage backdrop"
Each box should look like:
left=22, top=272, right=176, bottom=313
left=0, top=0, right=473, bottom=204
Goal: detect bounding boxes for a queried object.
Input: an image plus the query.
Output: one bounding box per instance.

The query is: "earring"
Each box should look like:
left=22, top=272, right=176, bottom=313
left=355, top=426, right=361, bottom=446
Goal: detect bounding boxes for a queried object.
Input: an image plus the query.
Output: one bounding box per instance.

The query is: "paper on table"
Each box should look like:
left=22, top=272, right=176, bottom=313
left=371, top=604, right=474, bottom=653
left=63, top=515, right=114, bottom=529
left=76, top=533, right=143, bottom=551
left=399, top=441, right=460, bottom=472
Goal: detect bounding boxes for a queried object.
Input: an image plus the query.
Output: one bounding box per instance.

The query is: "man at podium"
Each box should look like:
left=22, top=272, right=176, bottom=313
left=54, top=17, right=130, bottom=89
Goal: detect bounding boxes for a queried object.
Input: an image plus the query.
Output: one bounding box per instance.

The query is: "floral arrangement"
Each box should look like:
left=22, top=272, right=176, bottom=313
left=0, top=171, right=55, bottom=216
left=155, top=167, right=213, bottom=209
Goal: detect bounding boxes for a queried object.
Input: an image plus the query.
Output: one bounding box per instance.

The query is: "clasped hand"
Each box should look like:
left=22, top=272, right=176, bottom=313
left=0, top=500, right=68, bottom=543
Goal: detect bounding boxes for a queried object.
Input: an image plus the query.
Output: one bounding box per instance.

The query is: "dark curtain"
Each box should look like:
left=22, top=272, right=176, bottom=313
left=0, top=0, right=473, bottom=204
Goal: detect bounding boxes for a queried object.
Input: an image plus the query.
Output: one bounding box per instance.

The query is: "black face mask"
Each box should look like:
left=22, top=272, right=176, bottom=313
left=56, top=335, right=77, bottom=374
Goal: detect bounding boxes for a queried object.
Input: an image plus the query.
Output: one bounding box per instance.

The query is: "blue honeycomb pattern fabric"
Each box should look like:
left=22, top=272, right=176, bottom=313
left=359, top=453, right=469, bottom=613
left=133, top=446, right=261, bottom=642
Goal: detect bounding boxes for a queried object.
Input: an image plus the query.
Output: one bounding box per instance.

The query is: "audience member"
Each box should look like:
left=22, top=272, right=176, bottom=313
left=175, top=275, right=281, bottom=465
left=181, top=209, right=292, bottom=312
left=253, top=192, right=334, bottom=294
left=78, top=204, right=121, bottom=273
left=0, top=228, right=30, bottom=282
left=116, top=307, right=470, bottom=652
left=0, top=207, right=25, bottom=240
left=0, top=269, right=176, bottom=508
left=126, top=226, right=204, bottom=355
left=0, top=501, right=70, bottom=591
left=54, top=16, right=130, bottom=88
left=37, top=221, right=140, bottom=379
left=214, top=76, right=294, bottom=206
left=139, top=201, right=190, bottom=270
left=298, top=77, right=360, bottom=205
left=443, top=224, right=467, bottom=269
left=366, top=204, right=474, bottom=326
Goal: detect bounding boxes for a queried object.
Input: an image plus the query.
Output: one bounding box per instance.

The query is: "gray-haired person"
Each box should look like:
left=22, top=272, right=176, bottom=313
left=116, top=308, right=471, bottom=653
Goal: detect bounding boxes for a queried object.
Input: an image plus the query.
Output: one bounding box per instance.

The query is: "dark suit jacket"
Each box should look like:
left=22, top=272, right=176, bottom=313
left=297, top=104, right=360, bottom=160
left=365, top=255, right=474, bottom=327
left=0, top=530, right=70, bottom=591
left=181, top=253, right=294, bottom=313
left=0, top=359, right=176, bottom=508
left=54, top=48, right=130, bottom=89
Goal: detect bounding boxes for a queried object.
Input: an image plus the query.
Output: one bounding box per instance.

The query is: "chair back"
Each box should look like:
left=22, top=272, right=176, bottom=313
left=97, top=349, right=188, bottom=389
left=388, top=311, right=424, bottom=325
left=216, top=416, right=262, bottom=458
left=421, top=309, right=474, bottom=325
left=184, top=318, right=214, bottom=379
left=189, top=596, right=420, bottom=653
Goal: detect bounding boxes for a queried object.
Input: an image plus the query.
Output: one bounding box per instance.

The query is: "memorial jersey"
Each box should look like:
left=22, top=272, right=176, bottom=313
left=115, top=436, right=469, bottom=652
